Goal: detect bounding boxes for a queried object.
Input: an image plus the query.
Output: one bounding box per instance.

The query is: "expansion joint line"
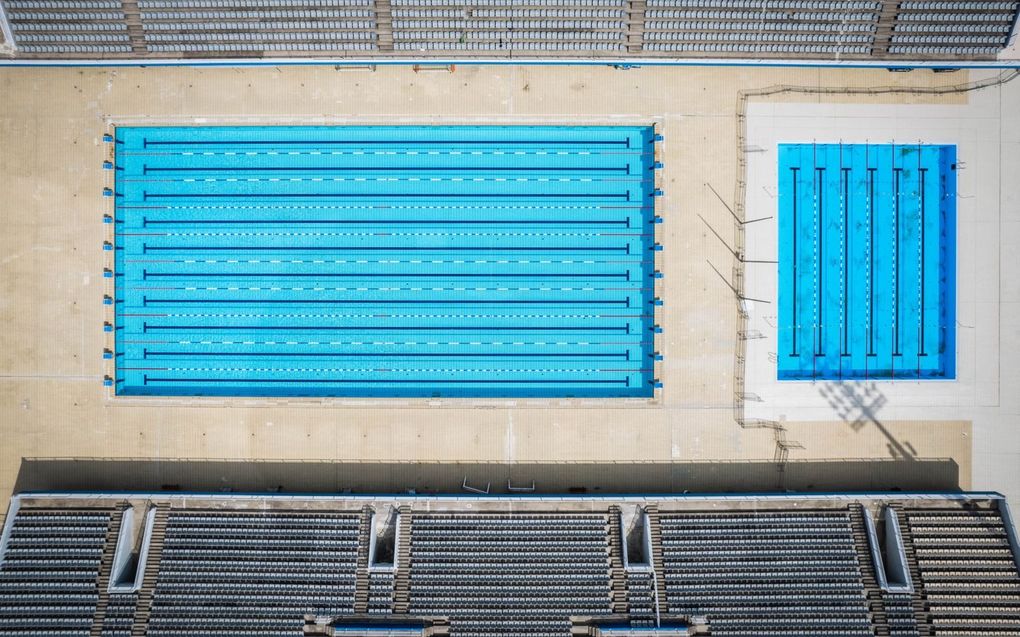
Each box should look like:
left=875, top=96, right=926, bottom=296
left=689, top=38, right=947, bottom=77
left=728, top=70, right=1020, bottom=461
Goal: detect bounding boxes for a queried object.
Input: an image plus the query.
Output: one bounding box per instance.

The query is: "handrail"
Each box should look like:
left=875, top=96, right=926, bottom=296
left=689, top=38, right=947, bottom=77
left=650, top=568, right=661, bottom=628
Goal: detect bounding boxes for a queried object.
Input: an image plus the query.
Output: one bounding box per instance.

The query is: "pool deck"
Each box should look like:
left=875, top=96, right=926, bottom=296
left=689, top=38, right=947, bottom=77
left=0, top=65, right=1017, bottom=516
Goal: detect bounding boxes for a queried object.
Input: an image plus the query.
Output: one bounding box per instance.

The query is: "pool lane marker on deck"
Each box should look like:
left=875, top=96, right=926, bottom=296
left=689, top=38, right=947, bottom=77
left=113, top=126, right=660, bottom=397
left=103, top=133, right=117, bottom=388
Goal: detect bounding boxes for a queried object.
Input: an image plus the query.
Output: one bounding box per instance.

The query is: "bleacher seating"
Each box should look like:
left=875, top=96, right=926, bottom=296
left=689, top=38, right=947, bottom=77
left=138, top=0, right=378, bottom=53
left=1, top=495, right=1019, bottom=636
left=2, top=0, right=132, bottom=54
left=642, top=0, right=880, bottom=56
left=624, top=570, right=656, bottom=625
left=100, top=592, right=138, bottom=637
left=407, top=512, right=614, bottom=636
left=903, top=507, right=1020, bottom=635
left=367, top=570, right=395, bottom=615
left=658, top=509, right=874, bottom=636
left=0, top=508, right=112, bottom=635
left=391, top=0, right=627, bottom=52
left=882, top=592, right=920, bottom=637
left=145, top=511, right=362, bottom=636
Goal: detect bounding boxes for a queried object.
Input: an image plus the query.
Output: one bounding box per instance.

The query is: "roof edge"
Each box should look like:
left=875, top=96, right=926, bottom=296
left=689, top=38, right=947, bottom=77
left=8, top=490, right=1006, bottom=503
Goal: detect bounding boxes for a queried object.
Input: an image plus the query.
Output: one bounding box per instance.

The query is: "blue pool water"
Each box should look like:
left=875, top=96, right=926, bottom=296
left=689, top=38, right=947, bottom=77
left=113, top=126, right=660, bottom=397
left=777, top=143, right=956, bottom=381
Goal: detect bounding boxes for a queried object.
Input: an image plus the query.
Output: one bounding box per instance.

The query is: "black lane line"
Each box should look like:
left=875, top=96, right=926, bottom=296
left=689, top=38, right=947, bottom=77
left=143, top=351, right=631, bottom=358
left=790, top=166, right=799, bottom=358
left=142, top=219, right=632, bottom=226
left=144, top=377, right=628, bottom=385
left=131, top=203, right=649, bottom=209
left=142, top=298, right=631, bottom=306
left=126, top=149, right=653, bottom=157
left=144, top=325, right=629, bottom=332
left=142, top=138, right=631, bottom=147
left=143, top=246, right=630, bottom=252
left=868, top=167, right=876, bottom=357
left=143, top=165, right=630, bottom=173
left=842, top=167, right=851, bottom=357
left=920, top=167, right=927, bottom=356
left=134, top=286, right=651, bottom=292
left=894, top=166, right=902, bottom=357
left=815, top=166, right=825, bottom=357
left=141, top=313, right=649, bottom=318
left=144, top=192, right=628, bottom=200
left=141, top=272, right=630, bottom=279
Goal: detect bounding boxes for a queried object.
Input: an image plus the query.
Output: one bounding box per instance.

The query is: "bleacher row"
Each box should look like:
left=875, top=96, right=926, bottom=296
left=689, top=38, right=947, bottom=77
left=1, top=496, right=1019, bottom=636
left=407, top=513, right=613, bottom=637
left=904, top=509, right=1020, bottom=635
left=147, top=511, right=362, bottom=636
left=0, top=510, right=112, bottom=636
left=624, top=569, right=656, bottom=625
left=2, top=0, right=1018, bottom=59
left=659, top=511, right=875, bottom=636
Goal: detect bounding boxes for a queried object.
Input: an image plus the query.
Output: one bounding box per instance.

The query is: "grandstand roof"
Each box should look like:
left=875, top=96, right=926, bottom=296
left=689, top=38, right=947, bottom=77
left=2, top=491, right=1019, bottom=636
left=0, top=0, right=1018, bottom=63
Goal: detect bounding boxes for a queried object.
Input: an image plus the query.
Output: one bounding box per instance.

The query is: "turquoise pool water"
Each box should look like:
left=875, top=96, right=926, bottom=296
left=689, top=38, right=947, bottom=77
left=113, top=126, right=660, bottom=397
left=777, top=143, right=956, bottom=380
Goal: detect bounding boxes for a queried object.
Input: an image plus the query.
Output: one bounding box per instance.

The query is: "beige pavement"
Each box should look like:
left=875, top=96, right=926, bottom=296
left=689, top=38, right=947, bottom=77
left=2, top=64, right=1013, bottom=519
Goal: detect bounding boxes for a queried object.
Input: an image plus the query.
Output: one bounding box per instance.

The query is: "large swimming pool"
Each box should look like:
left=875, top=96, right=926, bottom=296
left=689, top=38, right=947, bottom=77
left=777, top=143, right=956, bottom=380
left=113, top=125, right=660, bottom=397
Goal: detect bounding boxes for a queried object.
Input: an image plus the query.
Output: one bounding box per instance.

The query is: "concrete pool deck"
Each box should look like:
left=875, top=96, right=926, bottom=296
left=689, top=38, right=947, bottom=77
left=742, top=94, right=1019, bottom=495
left=0, top=65, right=1017, bottom=519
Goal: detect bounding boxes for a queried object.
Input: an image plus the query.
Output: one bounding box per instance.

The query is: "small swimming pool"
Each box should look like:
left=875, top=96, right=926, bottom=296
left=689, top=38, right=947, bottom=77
left=777, top=143, right=956, bottom=381
left=113, top=125, right=660, bottom=397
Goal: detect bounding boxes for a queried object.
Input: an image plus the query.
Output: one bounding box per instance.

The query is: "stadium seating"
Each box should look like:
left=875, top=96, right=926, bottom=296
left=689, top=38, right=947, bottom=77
left=391, top=0, right=627, bottom=52
left=0, top=508, right=112, bottom=635
left=145, top=511, right=361, bottom=637
left=658, top=509, right=875, bottom=636
left=138, top=0, right=377, bottom=53
left=903, top=507, right=1020, bottom=635
left=406, top=512, right=614, bottom=636
left=2, top=0, right=132, bottom=54
left=1, top=495, right=1019, bottom=636
left=2, top=0, right=1018, bottom=59
left=624, top=570, right=656, bottom=625
left=99, top=592, right=138, bottom=637
left=367, top=570, right=396, bottom=615
left=882, top=592, right=920, bottom=637
left=642, top=0, right=880, bottom=55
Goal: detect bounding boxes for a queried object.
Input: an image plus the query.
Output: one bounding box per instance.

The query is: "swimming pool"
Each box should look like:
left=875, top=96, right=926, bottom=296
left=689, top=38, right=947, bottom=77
left=777, top=143, right=956, bottom=380
left=112, top=125, right=660, bottom=397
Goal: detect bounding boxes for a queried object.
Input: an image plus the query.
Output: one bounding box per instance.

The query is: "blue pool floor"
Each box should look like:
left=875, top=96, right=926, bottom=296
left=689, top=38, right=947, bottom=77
left=777, top=143, right=956, bottom=381
left=113, top=125, right=661, bottom=397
